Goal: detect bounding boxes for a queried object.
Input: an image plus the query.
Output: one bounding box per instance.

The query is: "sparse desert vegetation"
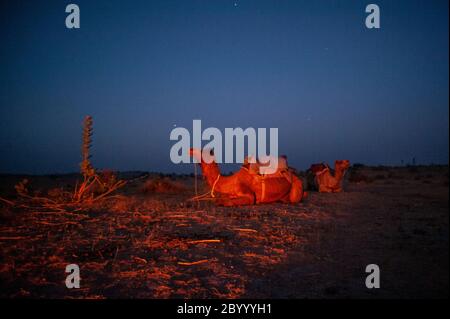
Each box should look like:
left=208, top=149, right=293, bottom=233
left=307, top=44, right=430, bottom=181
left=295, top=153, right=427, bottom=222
left=0, top=165, right=448, bottom=298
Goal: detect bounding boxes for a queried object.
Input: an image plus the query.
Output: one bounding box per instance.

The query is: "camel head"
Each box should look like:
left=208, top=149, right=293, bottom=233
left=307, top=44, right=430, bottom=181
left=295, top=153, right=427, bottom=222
left=189, top=148, right=215, bottom=164
left=335, top=160, right=350, bottom=171
left=189, top=148, right=201, bottom=162
left=189, top=148, right=218, bottom=172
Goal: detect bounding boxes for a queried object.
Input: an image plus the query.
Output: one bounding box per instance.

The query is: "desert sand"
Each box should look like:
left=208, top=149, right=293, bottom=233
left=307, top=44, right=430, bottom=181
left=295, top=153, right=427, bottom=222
left=0, top=165, right=448, bottom=298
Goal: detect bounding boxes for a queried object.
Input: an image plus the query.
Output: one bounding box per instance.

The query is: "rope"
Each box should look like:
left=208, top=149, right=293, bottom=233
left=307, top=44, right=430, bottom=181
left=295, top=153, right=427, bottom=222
left=194, top=162, right=198, bottom=197
left=210, top=174, right=220, bottom=198
left=316, top=167, right=329, bottom=176
left=189, top=191, right=213, bottom=201
left=194, top=162, right=199, bottom=207
left=188, top=163, right=217, bottom=203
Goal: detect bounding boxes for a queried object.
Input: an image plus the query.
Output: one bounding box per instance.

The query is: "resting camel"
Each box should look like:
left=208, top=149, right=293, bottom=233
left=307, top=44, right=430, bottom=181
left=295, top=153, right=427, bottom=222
left=190, top=148, right=305, bottom=206
left=310, top=160, right=350, bottom=193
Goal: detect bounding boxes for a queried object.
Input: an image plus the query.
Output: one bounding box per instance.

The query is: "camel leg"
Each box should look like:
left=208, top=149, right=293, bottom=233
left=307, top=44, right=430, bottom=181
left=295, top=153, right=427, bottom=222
left=319, top=185, right=333, bottom=193
left=215, top=184, right=256, bottom=206
left=289, top=175, right=304, bottom=203
left=216, top=193, right=255, bottom=206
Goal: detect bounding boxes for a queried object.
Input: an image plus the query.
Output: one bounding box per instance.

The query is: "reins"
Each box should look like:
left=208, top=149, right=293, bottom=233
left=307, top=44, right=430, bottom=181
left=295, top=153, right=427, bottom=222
left=189, top=162, right=217, bottom=203
left=210, top=174, right=221, bottom=198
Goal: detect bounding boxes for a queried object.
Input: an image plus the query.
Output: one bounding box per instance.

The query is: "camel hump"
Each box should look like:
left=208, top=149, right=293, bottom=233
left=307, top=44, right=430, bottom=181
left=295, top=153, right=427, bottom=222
left=244, top=155, right=288, bottom=176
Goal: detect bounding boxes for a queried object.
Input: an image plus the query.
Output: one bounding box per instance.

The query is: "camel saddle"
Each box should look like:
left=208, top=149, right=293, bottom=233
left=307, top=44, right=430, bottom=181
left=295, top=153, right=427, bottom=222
left=243, top=155, right=290, bottom=179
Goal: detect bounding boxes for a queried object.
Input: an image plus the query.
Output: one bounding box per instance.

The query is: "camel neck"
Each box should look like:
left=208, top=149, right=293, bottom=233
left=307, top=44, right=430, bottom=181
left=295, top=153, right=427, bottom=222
left=201, top=162, right=221, bottom=187
left=334, top=166, right=346, bottom=181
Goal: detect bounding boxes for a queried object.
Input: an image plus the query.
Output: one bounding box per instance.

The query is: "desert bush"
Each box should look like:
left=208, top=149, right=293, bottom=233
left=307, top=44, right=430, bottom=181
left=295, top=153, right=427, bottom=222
left=348, top=171, right=373, bottom=183
left=46, top=187, right=71, bottom=202
left=6, top=116, right=126, bottom=209
left=14, top=179, right=29, bottom=196
left=91, top=169, right=120, bottom=194
left=88, top=195, right=168, bottom=213
left=73, top=116, right=126, bottom=203
left=80, top=115, right=95, bottom=178
left=141, top=177, right=187, bottom=194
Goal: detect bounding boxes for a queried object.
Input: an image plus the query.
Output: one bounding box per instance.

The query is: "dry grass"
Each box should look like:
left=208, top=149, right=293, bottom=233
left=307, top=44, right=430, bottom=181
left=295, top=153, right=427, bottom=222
left=0, top=165, right=448, bottom=298
left=141, top=177, right=187, bottom=194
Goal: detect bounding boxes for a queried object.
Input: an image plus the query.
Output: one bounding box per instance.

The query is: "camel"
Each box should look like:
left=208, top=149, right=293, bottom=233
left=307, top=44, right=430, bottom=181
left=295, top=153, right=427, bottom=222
left=190, top=148, right=305, bottom=206
left=310, top=160, right=350, bottom=193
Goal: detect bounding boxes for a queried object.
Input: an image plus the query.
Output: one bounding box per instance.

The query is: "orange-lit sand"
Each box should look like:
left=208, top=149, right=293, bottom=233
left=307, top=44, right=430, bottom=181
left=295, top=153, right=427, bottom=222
left=0, top=166, right=448, bottom=298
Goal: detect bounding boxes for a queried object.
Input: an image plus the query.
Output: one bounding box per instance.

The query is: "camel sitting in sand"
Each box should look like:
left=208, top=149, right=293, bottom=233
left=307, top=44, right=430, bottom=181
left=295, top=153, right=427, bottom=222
left=310, top=160, right=350, bottom=193
left=190, top=148, right=305, bottom=206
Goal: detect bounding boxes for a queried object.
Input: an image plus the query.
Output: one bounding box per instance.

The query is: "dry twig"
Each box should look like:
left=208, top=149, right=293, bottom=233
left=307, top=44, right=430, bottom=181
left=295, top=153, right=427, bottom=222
left=178, top=259, right=210, bottom=266
left=187, top=239, right=222, bottom=244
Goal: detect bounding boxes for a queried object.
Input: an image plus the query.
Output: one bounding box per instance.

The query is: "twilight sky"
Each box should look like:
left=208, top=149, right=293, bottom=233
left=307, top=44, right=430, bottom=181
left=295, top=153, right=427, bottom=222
left=0, top=0, right=448, bottom=174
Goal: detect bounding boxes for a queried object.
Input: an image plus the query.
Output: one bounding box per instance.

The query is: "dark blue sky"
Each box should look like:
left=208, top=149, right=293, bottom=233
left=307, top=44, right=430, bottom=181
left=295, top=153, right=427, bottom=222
left=0, top=0, right=448, bottom=174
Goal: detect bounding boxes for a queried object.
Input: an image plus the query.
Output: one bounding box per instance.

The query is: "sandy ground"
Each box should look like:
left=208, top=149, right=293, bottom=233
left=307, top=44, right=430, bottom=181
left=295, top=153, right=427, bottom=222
left=0, top=165, right=448, bottom=298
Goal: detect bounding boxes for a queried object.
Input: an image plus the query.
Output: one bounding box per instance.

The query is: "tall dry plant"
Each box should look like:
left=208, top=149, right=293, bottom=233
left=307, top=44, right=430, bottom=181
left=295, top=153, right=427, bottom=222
left=3, top=115, right=127, bottom=209
left=73, top=115, right=126, bottom=202
left=73, top=115, right=96, bottom=201
left=80, top=115, right=95, bottom=178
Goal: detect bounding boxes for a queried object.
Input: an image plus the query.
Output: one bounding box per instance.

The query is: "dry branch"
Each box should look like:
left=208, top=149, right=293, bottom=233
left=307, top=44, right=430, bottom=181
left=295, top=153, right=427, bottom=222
left=187, top=239, right=222, bottom=244
left=0, top=196, right=15, bottom=206
left=177, top=259, right=210, bottom=266
left=233, top=228, right=258, bottom=233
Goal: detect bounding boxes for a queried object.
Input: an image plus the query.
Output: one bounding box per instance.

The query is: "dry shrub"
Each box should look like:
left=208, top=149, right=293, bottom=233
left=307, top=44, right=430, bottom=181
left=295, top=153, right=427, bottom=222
left=141, top=177, right=186, bottom=194
left=46, top=187, right=71, bottom=202
left=348, top=171, right=372, bottom=183
left=14, top=179, right=29, bottom=196
left=88, top=195, right=167, bottom=213
left=91, top=169, right=119, bottom=195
